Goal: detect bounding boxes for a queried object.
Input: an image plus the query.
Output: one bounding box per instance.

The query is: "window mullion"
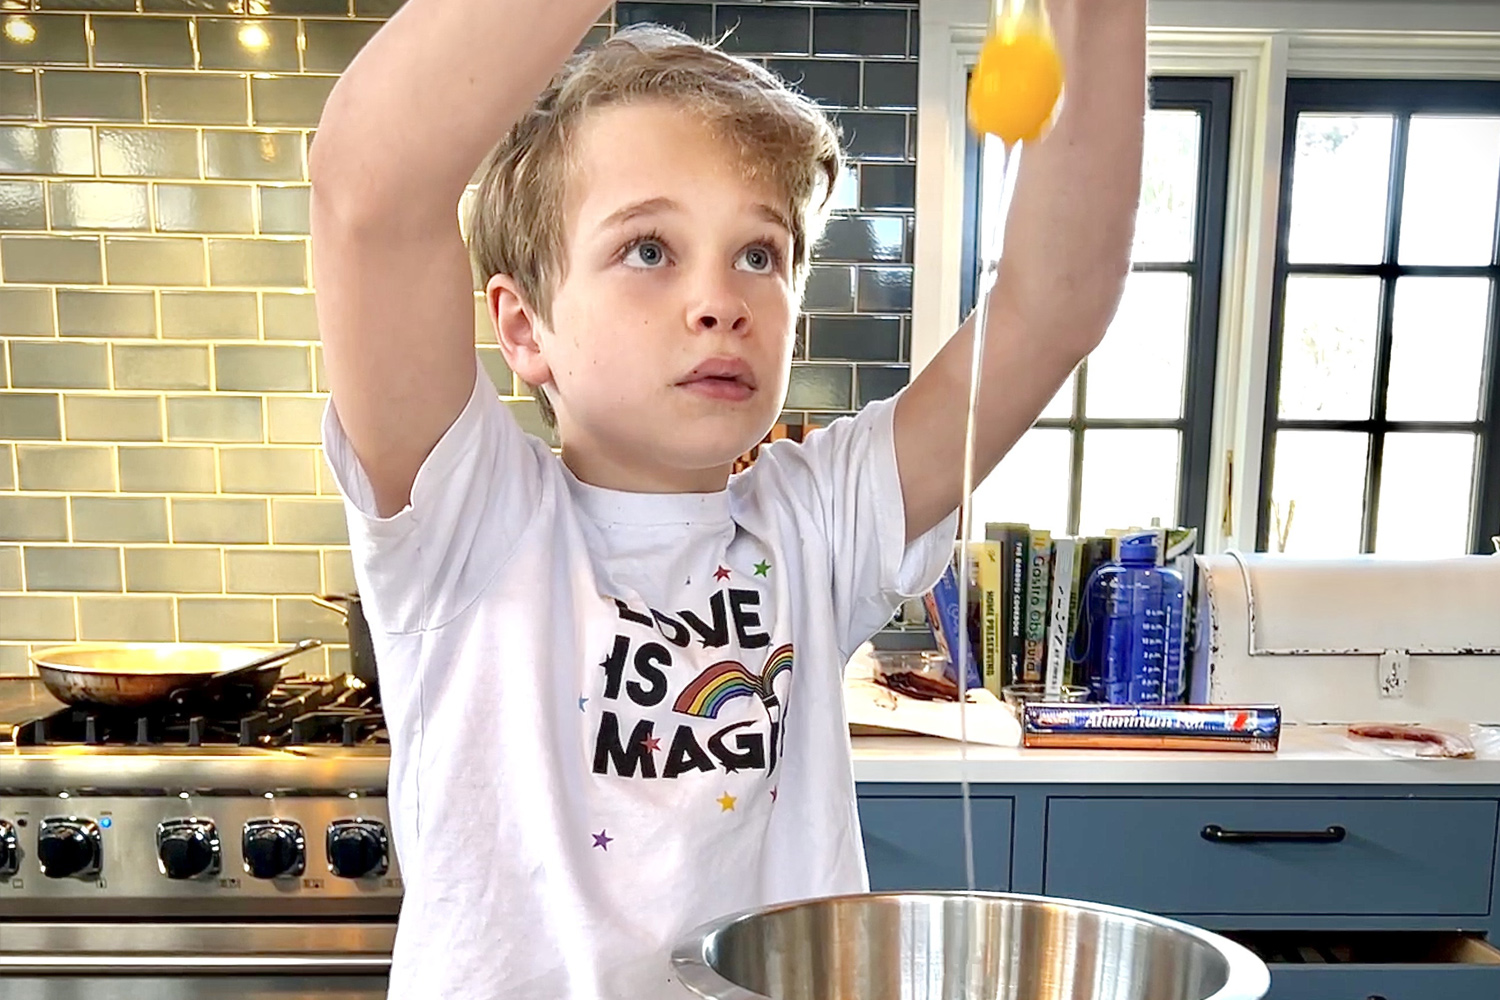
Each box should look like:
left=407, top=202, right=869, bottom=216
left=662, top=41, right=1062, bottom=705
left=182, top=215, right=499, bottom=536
left=1364, top=113, right=1411, bottom=553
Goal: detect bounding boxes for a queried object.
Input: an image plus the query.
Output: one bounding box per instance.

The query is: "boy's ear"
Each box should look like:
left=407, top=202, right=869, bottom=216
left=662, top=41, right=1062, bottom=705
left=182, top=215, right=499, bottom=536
left=487, top=273, right=553, bottom=390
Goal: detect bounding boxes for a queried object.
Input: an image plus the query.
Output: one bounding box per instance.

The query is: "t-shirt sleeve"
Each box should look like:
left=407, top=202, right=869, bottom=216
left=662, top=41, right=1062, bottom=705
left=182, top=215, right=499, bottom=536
left=321, top=364, right=546, bottom=634
left=747, top=391, right=959, bottom=659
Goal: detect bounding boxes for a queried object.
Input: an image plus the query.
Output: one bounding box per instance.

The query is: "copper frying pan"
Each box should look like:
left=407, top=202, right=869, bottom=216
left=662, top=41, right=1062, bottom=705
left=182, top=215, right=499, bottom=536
left=29, top=639, right=323, bottom=710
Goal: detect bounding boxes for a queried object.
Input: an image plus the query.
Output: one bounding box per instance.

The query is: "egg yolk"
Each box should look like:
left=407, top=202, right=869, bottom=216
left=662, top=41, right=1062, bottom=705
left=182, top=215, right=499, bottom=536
left=966, top=18, right=1063, bottom=144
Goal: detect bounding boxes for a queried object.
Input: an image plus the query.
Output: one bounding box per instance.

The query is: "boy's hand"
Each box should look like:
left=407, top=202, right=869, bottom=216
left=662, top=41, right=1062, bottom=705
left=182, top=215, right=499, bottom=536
left=893, top=0, right=1146, bottom=543
left=311, top=0, right=611, bottom=517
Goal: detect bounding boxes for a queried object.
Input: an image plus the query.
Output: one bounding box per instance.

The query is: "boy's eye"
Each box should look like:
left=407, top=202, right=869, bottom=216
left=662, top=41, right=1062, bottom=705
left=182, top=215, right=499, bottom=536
left=623, top=239, right=667, bottom=268
left=737, top=244, right=780, bottom=274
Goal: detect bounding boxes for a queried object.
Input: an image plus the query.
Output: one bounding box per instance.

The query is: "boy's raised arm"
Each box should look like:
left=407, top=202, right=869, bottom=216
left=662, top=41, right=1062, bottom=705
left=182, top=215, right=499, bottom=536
left=311, top=0, right=611, bottom=517
left=894, top=0, right=1147, bottom=543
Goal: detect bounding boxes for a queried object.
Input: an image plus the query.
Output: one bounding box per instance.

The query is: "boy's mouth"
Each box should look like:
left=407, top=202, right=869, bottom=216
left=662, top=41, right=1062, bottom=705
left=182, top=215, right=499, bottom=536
left=676, top=358, right=757, bottom=401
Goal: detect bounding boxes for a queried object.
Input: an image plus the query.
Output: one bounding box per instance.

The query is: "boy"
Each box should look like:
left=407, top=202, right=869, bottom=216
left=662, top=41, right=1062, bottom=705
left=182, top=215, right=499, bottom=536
left=311, top=2, right=1143, bottom=997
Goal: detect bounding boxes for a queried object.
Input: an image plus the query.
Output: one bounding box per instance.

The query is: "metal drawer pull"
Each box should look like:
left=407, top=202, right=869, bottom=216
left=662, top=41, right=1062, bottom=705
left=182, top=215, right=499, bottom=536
left=1201, top=824, right=1347, bottom=844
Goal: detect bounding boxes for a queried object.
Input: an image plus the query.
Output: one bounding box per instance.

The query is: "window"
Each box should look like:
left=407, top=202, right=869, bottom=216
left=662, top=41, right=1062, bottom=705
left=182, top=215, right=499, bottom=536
left=1258, top=80, right=1500, bottom=556
left=961, top=77, right=1233, bottom=538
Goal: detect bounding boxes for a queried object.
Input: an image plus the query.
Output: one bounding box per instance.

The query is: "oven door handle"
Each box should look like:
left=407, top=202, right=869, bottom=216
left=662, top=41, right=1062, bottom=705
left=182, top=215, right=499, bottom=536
left=0, top=954, right=392, bottom=975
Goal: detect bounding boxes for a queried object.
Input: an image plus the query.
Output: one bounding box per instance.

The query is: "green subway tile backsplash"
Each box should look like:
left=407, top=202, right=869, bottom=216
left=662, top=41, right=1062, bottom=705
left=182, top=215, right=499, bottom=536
left=0, top=124, right=95, bottom=175
left=147, top=74, right=250, bottom=126
left=49, top=180, right=153, bottom=230
left=160, top=288, right=260, bottom=338
left=23, top=545, right=123, bottom=592
left=156, top=184, right=257, bottom=234
left=104, top=235, right=207, bottom=286
left=16, top=443, right=114, bottom=491
left=78, top=594, right=176, bottom=641
left=0, top=14, right=89, bottom=66
left=40, top=69, right=145, bottom=122
left=0, top=287, right=56, bottom=336
left=0, top=2, right=917, bottom=658
left=57, top=289, right=156, bottom=337
left=91, top=16, right=196, bottom=69
left=0, top=70, right=38, bottom=121
left=98, top=127, right=202, bottom=178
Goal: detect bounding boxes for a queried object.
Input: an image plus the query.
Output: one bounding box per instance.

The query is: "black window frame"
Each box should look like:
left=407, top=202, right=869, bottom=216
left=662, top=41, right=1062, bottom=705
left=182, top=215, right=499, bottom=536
left=961, top=76, right=1234, bottom=538
left=1258, top=78, right=1500, bottom=555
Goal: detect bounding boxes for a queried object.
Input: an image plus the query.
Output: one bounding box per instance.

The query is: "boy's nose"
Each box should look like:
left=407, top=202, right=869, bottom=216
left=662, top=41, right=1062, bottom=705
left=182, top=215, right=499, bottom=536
left=687, top=290, right=750, bottom=335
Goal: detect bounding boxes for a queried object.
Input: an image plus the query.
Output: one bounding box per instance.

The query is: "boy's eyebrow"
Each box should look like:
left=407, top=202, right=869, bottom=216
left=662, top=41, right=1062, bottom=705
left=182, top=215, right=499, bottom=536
left=596, top=197, right=791, bottom=235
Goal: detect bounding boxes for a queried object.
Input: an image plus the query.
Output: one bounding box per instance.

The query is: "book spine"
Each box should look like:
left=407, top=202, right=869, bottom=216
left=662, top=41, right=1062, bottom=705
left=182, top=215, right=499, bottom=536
left=923, top=557, right=980, bottom=692
left=987, top=523, right=1029, bottom=689
left=1023, top=529, right=1052, bottom=683
left=1044, top=536, right=1077, bottom=695
left=974, top=540, right=1004, bottom=696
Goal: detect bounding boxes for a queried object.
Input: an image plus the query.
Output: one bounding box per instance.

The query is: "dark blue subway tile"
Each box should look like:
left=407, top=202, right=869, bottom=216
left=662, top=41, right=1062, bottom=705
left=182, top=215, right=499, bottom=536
left=862, top=60, right=916, bottom=110
left=857, top=265, right=912, bottom=312
left=786, top=363, right=852, bottom=410
left=857, top=364, right=909, bottom=407
left=715, top=5, right=811, bottom=56
left=618, top=3, right=715, bottom=40
left=834, top=111, right=906, bottom=160
left=859, top=163, right=914, bottom=210
left=765, top=58, right=859, bottom=108
left=808, top=315, right=901, bottom=362
left=801, top=264, right=854, bottom=313
left=812, top=8, right=906, bottom=57
left=814, top=215, right=905, bottom=262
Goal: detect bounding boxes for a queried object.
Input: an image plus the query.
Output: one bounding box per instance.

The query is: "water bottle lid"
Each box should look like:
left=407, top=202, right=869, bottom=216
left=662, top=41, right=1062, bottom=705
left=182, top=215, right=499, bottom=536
left=1118, top=531, right=1159, bottom=565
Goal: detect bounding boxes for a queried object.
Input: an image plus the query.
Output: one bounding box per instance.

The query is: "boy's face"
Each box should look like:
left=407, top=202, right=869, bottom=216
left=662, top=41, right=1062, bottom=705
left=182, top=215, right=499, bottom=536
left=497, top=100, right=799, bottom=492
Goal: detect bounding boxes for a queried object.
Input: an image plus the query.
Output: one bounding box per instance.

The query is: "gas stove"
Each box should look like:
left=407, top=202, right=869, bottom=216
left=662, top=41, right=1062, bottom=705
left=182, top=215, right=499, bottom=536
left=0, top=674, right=400, bottom=927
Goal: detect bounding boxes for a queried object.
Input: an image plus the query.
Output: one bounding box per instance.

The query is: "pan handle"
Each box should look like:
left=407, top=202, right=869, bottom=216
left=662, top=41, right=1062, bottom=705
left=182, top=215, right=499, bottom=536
left=166, top=639, right=324, bottom=708
left=311, top=595, right=349, bottom=619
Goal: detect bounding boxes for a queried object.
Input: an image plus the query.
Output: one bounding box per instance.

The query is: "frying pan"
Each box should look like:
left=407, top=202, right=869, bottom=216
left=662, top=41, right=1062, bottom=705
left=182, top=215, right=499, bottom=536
left=29, top=639, right=323, bottom=711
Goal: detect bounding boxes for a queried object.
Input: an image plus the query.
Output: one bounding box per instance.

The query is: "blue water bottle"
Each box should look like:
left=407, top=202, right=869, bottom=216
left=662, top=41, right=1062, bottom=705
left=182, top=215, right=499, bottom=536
left=1077, top=532, right=1186, bottom=704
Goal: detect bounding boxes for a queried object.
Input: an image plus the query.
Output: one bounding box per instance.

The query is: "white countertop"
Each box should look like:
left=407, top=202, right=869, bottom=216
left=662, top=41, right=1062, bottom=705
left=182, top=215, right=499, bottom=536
left=849, top=724, right=1500, bottom=785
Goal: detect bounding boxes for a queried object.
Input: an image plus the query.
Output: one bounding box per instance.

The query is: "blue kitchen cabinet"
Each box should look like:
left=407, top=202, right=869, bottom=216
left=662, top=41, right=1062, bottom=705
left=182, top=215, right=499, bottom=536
left=857, top=791, right=1012, bottom=891
left=856, top=782, right=1500, bottom=999
left=1043, top=796, right=1498, bottom=917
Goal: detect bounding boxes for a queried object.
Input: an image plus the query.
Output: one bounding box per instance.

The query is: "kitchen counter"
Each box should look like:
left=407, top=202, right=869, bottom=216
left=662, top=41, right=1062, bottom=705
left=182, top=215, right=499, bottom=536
left=850, top=724, right=1500, bottom=785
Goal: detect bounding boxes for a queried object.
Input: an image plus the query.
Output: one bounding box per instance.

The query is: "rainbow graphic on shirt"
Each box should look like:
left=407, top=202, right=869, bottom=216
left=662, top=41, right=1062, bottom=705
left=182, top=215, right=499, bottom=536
left=673, top=643, right=794, bottom=719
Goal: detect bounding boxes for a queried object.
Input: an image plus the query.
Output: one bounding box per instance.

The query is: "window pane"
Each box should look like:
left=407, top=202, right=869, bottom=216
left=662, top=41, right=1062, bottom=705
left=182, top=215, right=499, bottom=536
left=1399, top=116, right=1500, bottom=266
left=1375, top=433, right=1475, bottom=556
left=1077, top=428, right=1179, bottom=535
left=1278, top=275, right=1381, bottom=420
left=1086, top=271, right=1190, bottom=419
left=970, top=427, right=1071, bottom=536
left=1287, top=114, right=1394, bottom=265
left=1040, top=371, right=1075, bottom=420
left=1268, top=431, right=1367, bottom=555
left=1133, top=109, right=1201, bottom=263
left=1386, top=277, right=1490, bottom=422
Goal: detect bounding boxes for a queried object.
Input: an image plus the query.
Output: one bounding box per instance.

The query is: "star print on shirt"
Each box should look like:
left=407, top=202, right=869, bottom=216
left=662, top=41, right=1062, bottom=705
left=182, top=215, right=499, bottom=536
left=592, top=830, right=612, bottom=851
left=713, top=565, right=732, bottom=581
left=753, top=560, right=771, bottom=577
left=717, top=793, right=737, bottom=812
left=641, top=735, right=661, bottom=753
left=769, top=787, right=778, bottom=803
left=578, top=696, right=588, bottom=712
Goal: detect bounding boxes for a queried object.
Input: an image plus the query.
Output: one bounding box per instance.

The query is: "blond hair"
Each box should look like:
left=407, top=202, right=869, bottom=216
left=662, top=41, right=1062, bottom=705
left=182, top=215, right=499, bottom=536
left=467, top=23, right=844, bottom=425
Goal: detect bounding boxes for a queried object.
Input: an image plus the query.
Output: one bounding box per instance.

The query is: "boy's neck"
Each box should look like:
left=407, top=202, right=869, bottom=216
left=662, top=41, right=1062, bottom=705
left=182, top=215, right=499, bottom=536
left=561, top=445, right=732, bottom=495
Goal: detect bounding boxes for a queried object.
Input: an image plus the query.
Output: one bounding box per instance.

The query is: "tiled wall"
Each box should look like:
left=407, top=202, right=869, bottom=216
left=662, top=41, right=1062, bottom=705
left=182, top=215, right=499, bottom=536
left=0, top=0, right=921, bottom=674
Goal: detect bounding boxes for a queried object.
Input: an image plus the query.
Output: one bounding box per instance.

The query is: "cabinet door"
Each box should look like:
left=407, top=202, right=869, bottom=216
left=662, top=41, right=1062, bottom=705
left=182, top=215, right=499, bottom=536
left=858, top=794, right=1012, bottom=891
left=1267, top=965, right=1500, bottom=1000
left=1044, top=797, right=1497, bottom=916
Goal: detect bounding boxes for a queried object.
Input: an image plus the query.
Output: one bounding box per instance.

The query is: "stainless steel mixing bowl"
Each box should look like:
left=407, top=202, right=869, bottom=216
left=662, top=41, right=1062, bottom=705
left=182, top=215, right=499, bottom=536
left=672, top=891, right=1270, bottom=1000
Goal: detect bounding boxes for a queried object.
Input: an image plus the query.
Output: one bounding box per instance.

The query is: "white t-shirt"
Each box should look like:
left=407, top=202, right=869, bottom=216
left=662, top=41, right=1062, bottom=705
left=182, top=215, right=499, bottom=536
left=323, top=368, right=957, bottom=1000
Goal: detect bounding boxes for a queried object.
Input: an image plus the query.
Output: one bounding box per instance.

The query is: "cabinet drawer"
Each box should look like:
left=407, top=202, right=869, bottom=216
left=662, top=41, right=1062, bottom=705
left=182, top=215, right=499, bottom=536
left=1237, top=932, right=1500, bottom=1000
left=1043, top=797, right=1497, bottom=916
left=859, top=794, right=1012, bottom=891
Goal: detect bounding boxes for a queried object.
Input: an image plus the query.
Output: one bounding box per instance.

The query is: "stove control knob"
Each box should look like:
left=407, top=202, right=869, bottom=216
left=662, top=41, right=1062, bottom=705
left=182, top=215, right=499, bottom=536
left=0, top=820, right=18, bottom=879
left=157, top=819, right=221, bottom=880
left=38, top=818, right=102, bottom=880
left=243, top=819, right=306, bottom=880
left=327, top=819, right=388, bottom=880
